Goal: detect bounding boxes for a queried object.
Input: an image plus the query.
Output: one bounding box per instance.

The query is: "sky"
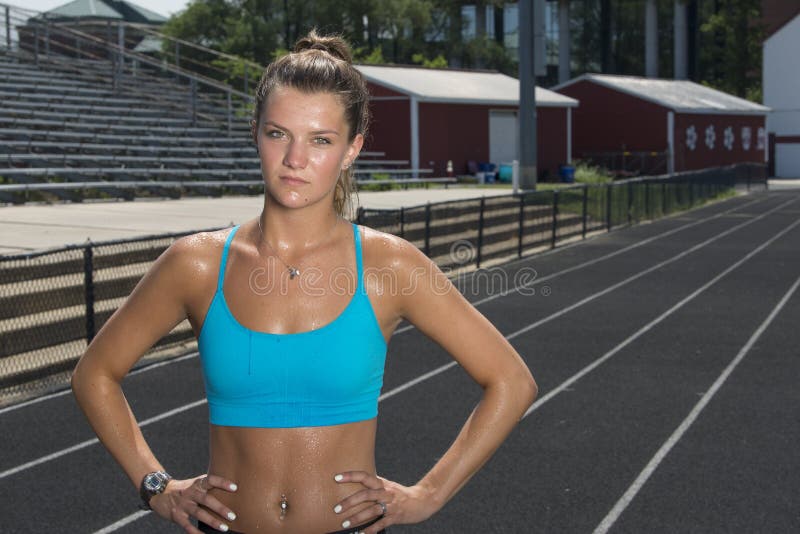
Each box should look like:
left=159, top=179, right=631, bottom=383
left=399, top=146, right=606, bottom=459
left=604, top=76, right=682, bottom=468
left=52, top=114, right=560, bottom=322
left=7, top=0, right=192, bottom=18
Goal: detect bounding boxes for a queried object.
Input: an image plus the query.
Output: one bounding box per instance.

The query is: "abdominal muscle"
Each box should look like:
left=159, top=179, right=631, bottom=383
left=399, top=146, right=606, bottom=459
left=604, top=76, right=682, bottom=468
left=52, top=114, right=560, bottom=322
left=205, top=418, right=380, bottom=534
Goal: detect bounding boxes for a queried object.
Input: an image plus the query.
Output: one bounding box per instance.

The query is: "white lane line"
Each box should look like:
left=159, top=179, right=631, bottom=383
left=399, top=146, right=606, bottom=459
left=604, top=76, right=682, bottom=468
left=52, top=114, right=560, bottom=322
left=522, top=215, right=800, bottom=421
left=0, top=399, right=206, bottom=480
left=592, top=271, right=800, bottom=534
left=394, top=194, right=773, bottom=335
left=89, top=197, right=792, bottom=533
left=0, top=352, right=199, bottom=415
left=0, top=195, right=770, bottom=415
left=92, top=511, right=151, bottom=534
left=2, top=197, right=794, bottom=481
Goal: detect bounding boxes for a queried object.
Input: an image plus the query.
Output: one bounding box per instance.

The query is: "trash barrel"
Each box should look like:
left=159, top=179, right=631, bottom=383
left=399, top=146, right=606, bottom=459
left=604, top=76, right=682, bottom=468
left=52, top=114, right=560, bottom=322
left=560, top=165, right=575, bottom=183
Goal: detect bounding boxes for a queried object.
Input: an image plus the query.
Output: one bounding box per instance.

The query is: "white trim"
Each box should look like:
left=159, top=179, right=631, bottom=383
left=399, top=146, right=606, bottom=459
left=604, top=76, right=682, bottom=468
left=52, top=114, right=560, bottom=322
left=667, top=111, right=675, bottom=174
left=415, top=96, right=578, bottom=107
left=410, top=96, right=419, bottom=178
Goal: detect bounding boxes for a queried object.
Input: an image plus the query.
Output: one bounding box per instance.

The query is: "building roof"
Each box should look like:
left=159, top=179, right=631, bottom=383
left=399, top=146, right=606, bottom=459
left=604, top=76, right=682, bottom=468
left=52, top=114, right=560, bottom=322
left=355, top=64, right=579, bottom=108
left=45, top=0, right=122, bottom=20
left=41, top=0, right=166, bottom=24
left=553, top=73, right=769, bottom=115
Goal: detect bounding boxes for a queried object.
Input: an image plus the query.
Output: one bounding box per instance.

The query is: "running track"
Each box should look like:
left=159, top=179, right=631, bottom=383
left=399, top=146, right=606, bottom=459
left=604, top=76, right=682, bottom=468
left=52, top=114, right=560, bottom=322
left=1, top=188, right=798, bottom=533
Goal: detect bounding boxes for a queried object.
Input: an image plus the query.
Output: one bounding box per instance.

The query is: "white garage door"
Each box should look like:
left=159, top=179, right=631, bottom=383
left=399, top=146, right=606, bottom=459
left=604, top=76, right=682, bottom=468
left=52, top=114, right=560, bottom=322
left=489, top=110, right=519, bottom=165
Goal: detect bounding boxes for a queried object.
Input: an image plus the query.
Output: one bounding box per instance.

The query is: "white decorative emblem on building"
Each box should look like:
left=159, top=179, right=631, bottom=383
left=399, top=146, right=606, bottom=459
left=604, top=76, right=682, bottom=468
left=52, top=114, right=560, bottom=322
left=705, top=125, right=716, bottom=150
left=741, top=127, right=752, bottom=151
left=723, top=126, right=734, bottom=151
left=685, top=125, right=697, bottom=151
left=757, top=127, right=766, bottom=150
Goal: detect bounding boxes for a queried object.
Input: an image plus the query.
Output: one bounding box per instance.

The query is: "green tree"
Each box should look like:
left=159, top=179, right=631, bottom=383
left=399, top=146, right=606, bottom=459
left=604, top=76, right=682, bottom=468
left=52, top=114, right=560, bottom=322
left=697, top=0, right=763, bottom=101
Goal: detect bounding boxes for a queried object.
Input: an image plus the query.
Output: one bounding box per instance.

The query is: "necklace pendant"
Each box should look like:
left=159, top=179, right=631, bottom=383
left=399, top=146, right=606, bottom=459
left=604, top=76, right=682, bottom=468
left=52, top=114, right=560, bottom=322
left=288, top=267, right=300, bottom=279
left=279, top=493, right=289, bottom=519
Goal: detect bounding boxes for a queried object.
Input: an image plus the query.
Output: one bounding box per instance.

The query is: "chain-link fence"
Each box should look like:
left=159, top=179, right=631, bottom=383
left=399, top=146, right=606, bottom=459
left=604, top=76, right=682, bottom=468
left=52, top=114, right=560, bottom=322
left=356, top=163, right=766, bottom=271
left=0, top=163, right=766, bottom=407
left=0, top=226, right=226, bottom=406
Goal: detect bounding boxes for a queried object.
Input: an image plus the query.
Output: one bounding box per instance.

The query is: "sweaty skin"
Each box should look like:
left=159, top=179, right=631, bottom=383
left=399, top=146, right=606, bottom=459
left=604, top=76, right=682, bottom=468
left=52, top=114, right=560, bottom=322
left=186, top=222, right=399, bottom=533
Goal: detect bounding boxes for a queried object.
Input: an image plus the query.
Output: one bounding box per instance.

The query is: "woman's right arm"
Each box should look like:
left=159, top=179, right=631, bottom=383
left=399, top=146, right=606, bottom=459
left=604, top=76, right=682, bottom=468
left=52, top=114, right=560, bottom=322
left=71, top=234, right=237, bottom=533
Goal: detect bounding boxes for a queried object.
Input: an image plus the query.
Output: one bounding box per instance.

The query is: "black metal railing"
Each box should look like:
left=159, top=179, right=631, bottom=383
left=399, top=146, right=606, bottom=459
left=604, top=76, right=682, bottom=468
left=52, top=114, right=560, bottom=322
left=0, top=163, right=766, bottom=406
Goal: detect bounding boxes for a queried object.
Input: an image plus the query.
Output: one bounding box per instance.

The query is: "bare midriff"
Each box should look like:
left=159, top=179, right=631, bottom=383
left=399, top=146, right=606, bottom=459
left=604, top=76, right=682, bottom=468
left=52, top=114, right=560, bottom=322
left=205, top=418, right=380, bottom=533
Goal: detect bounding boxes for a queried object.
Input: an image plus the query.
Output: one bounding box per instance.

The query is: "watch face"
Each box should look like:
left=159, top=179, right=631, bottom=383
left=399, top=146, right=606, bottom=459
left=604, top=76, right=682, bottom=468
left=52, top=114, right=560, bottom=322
left=144, top=472, right=164, bottom=492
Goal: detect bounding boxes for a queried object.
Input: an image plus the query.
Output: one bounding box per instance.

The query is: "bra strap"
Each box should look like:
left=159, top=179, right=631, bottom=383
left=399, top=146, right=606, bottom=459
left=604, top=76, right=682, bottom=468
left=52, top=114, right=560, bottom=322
left=218, top=225, right=240, bottom=292
left=352, top=223, right=364, bottom=293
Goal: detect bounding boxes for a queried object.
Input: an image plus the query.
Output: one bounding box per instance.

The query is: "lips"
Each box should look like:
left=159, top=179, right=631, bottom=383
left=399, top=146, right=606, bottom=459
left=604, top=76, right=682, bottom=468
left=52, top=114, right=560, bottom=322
left=280, top=175, right=308, bottom=185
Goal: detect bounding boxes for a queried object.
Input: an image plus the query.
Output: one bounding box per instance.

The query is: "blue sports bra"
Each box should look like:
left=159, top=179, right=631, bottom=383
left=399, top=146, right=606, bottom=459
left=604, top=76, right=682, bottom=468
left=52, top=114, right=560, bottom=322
left=197, top=222, right=388, bottom=428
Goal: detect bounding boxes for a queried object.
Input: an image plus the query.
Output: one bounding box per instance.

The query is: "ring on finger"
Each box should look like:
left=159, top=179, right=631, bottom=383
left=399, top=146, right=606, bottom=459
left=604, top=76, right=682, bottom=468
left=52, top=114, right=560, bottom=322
left=377, top=501, right=387, bottom=515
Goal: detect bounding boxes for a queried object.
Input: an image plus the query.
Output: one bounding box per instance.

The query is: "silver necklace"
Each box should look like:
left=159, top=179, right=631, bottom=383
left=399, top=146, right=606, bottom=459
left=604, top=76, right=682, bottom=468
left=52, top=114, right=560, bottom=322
left=256, top=213, right=341, bottom=280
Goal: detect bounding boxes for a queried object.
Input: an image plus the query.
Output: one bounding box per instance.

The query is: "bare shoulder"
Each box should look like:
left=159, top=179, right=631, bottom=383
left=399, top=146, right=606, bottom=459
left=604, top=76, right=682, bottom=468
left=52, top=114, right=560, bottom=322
left=358, top=224, right=457, bottom=315
left=75, top=226, right=234, bottom=380
left=358, top=224, right=434, bottom=272
left=166, top=228, right=229, bottom=288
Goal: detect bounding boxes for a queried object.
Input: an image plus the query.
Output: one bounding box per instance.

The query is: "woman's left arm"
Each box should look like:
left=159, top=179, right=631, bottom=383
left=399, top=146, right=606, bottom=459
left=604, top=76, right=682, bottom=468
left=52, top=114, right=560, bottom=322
left=333, top=237, right=538, bottom=532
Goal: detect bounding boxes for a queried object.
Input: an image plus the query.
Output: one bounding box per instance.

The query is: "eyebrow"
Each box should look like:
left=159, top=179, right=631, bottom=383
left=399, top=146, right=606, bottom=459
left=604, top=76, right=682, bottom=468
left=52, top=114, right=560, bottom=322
left=263, top=120, right=341, bottom=136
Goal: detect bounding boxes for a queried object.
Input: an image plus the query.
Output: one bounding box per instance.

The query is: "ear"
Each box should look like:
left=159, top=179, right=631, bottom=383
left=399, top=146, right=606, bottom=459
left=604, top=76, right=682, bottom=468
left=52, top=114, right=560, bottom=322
left=343, top=133, right=364, bottom=169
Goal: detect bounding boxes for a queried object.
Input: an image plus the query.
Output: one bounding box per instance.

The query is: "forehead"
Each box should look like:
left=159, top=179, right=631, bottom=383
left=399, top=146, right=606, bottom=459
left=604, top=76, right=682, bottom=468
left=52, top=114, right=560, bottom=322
left=261, top=86, right=346, bottom=129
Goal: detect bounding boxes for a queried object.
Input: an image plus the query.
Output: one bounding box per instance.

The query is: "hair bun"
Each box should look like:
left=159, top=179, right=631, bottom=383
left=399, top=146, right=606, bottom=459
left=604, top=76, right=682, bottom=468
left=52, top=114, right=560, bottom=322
left=294, top=28, right=353, bottom=63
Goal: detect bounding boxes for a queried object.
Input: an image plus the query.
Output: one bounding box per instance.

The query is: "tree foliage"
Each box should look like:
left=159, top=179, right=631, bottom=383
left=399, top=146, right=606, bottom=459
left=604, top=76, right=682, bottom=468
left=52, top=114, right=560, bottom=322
left=160, top=0, right=763, bottom=101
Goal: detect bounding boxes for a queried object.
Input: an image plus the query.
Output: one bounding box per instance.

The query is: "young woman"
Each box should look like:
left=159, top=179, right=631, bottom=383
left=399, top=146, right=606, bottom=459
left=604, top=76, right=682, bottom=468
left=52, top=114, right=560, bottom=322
left=71, top=29, right=537, bottom=534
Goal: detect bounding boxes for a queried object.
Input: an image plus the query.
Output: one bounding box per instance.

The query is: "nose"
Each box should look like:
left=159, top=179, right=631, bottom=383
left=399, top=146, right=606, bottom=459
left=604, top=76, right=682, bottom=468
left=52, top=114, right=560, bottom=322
left=283, top=139, right=308, bottom=169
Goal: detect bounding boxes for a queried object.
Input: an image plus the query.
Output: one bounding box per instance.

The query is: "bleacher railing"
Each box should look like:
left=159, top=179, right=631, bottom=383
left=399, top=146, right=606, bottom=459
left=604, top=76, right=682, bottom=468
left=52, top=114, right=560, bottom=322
left=0, top=3, right=254, bottom=135
left=0, top=163, right=766, bottom=406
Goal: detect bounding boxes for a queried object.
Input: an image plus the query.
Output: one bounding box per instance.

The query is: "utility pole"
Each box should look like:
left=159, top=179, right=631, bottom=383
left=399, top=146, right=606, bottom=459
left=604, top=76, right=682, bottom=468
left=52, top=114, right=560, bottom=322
left=518, top=0, right=538, bottom=190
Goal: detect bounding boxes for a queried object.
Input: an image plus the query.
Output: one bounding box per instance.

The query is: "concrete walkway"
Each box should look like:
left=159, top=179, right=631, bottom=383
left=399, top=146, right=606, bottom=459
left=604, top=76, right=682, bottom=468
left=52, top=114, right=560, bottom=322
left=0, top=186, right=514, bottom=256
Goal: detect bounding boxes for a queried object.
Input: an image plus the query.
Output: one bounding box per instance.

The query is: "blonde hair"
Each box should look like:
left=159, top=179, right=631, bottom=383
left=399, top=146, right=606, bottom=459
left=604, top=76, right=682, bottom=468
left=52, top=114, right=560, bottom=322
left=252, top=28, right=371, bottom=218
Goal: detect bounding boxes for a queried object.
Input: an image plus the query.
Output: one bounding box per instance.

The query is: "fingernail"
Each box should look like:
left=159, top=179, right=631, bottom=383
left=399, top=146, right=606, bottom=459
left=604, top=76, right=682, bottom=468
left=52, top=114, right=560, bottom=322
left=219, top=524, right=229, bottom=532
left=333, top=504, right=342, bottom=514
left=227, top=512, right=237, bottom=521
left=334, top=474, right=343, bottom=482
left=341, top=520, right=351, bottom=528
left=230, top=483, right=238, bottom=491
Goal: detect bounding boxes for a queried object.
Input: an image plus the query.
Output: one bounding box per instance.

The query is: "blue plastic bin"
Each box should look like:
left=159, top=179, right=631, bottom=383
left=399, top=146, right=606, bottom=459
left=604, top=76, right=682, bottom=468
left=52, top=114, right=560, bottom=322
left=560, top=165, right=575, bottom=183
left=498, top=164, right=512, bottom=183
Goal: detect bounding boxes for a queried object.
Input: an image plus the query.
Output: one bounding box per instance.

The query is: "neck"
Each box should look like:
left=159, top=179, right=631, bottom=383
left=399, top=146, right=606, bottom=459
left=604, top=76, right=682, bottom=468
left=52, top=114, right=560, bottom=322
left=257, top=200, right=344, bottom=254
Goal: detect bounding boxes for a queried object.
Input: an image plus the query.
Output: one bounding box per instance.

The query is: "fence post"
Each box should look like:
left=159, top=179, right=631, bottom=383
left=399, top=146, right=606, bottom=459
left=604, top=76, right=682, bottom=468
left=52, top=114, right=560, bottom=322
left=662, top=182, right=667, bottom=215
left=244, top=64, right=249, bottom=94
left=644, top=181, right=650, bottom=220
left=5, top=7, right=10, bottom=50
left=175, top=40, right=180, bottom=73
left=226, top=90, right=232, bottom=137
left=399, top=206, right=405, bottom=238
left=582, top=185, right=588, bottom=239
left=551, top=190, right=559, bottom=248
left=83, top=243, right=95, bottom=343
left=190, top=78, right=197, bottom=127
left=476, top=197, right=485, bottom=268
left=627, top=180, right=633, bottom=225
left=517, top=193, right=525, bottom=258
left=106, top=21, right=112, bottom=60
left=606, top=183, right=612, bottom=231
left=34, top=25, right=39, bottom=65
left=117, top=23, right=125, bottom=81
left=424, top=202, right=431, bottom=256
left=44, top=21, right=49, bottom=56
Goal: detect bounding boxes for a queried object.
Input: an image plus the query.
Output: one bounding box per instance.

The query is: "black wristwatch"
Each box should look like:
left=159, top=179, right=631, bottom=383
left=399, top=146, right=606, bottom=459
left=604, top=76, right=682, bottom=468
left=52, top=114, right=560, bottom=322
left=138, top=470, right=172, bottom=511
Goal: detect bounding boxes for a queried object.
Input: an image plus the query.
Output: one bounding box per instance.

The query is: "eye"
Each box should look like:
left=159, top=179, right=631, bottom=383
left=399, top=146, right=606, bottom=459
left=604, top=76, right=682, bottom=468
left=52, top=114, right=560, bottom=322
left=314, top=137, right=332, bottom=145
left=266, top=129, right=284, bottom=139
